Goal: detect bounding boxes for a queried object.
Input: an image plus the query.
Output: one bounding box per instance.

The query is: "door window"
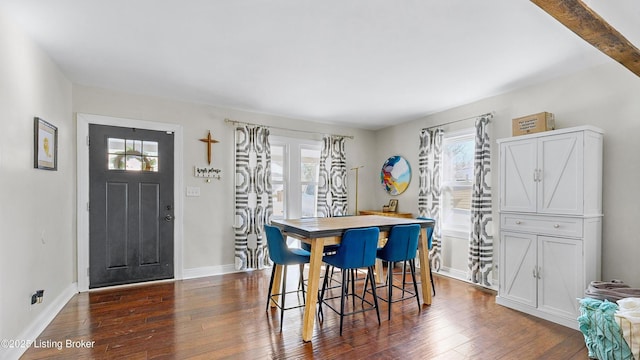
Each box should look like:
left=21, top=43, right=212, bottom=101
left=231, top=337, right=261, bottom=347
left=107, top=138, right=159, bottom=171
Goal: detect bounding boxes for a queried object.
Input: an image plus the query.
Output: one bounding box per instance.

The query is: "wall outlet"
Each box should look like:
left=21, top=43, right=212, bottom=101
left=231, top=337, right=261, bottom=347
left=186, top=186, right=201, bottom=197
left=31, top=290, right=44, bottom=305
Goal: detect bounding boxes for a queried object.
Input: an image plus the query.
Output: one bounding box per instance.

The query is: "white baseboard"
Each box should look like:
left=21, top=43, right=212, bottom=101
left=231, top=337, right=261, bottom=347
left=182, top=264, right=239, bottom=280
left=436, top=267, right=499, bottom=292
left=438, top=266, right=468, bottom=281
left=2, top=283, right=78, bottom=360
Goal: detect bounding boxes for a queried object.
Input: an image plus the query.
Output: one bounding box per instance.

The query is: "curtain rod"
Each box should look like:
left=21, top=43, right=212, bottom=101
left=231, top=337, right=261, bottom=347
left=224, top=118, right=354, bottom=139
left=422, top=111, right=494, bottom=131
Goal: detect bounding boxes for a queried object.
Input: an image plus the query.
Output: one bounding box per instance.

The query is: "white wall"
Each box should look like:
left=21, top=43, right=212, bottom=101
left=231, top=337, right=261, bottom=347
left=374, top=61, right=640, bottom=287
left=0, top=11, right=75, bottom=355
left=3, top=4, right=640, bottom=353
left=72, top=85, right=378, bottom=273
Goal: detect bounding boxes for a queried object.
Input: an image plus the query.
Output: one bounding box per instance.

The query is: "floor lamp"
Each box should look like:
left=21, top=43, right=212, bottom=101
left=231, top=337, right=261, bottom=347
left=350, top=166, right=364, bottom=215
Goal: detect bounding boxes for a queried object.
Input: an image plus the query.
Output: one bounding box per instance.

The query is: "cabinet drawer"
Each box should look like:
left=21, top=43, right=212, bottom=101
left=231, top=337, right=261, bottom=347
left=501, top=214, right=583, bottom=238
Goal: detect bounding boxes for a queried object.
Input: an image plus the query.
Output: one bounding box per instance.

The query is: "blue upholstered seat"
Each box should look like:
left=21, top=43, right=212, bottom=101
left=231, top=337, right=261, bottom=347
left=370, top=224, right=422, bottom=320
left=318, top=227, right=381, bottom=335
left=264, top=224, right=310, bottom=331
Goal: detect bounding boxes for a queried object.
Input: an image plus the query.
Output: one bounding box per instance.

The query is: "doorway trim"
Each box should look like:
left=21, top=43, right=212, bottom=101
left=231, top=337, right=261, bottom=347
left=76, top=113, right=184, bottom=291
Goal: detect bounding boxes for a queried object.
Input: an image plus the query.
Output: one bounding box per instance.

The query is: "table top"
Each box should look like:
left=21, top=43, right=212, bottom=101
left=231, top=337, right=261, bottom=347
left=271, top=215, right=433, bottom=239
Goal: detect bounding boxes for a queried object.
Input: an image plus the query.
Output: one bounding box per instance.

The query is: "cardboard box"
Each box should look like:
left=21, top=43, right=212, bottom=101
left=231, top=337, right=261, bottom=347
left=512, top=112, right=555, bottom=136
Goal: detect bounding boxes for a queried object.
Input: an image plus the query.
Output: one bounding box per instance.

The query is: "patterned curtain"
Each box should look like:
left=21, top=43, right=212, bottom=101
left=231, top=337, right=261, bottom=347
left=468, top=115, right=493, bottom=286
left=317, top=135, right=348, bottom=217
left=234, top=125, right=273, bottom=270
left=418, top=128, right=443, bottom=272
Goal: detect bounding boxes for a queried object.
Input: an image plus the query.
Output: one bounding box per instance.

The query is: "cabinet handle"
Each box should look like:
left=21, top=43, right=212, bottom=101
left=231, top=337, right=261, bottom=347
left=553, top=224, right=560, bottom=229
left=515, top=220, right=522, bottom=225
left=537, top=267, right=542, bottom=279
left=533, top=169, right=543, bottom=182
left=533, top=268, right=537, bottom=278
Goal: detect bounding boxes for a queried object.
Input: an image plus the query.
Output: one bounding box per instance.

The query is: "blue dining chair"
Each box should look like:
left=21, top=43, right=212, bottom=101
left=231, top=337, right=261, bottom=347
left=264, top=224, right=311, bottom=331
left=368, top=223, right=421, bottom=320
left=318, top=227, right=381, bottom=336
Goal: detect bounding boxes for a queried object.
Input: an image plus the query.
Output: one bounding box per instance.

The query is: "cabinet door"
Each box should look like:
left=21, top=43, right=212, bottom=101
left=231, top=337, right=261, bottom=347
left=500, top=231, right=537, bottom=307
left=500, top=139, right=537, bottom=213
left=537, top=236, right=582, bottom=320
left=538, top=132, right=584, bottom=215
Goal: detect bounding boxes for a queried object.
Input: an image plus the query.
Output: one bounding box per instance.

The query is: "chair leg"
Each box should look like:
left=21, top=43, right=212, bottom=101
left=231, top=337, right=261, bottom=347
left=279, top=265, right=288, bottom=332
left=409, top=259, right=421, bottom=310
left=266, top=265, right=277, bottom=312
left=402, top=260, right=407, bottom=291
left=298, top=263, right=306, bottom=303
left=329, top=266, right=336, bottom=286
left=387, top=261, right=394, bottom=320
left=339, top=269, right=348, bottom=336
left=351, top=269, right=356, bottom=309
left=404, top=259, right=435, bottom=296
left=319, top=265, right=332, bottom=321
left=362, top=267, right=370, bottom=304
left=430, top=266, right=436, bottom=296
left=368, top=266, right=381, bottom=325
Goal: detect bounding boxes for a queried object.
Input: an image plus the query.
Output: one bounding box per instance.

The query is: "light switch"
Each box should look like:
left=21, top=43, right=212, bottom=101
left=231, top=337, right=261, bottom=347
left=186, top=186, right=201, bottom=197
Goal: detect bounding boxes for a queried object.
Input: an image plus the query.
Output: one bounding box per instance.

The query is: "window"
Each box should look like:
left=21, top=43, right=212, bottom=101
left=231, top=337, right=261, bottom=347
left=107, top=138, right=158, bottom=171
left=441, top=129, right=474, bottom=235
left=270, top=136, right=321, bottom=219
left=300, top=147, right=321, bottom=217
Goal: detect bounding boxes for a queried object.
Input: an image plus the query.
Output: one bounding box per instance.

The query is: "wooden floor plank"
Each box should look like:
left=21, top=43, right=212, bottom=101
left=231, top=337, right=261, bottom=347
left=20, top=271, right=589, bottom=359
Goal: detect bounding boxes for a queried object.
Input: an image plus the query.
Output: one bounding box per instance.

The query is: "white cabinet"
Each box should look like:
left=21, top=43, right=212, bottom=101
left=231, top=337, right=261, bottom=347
left=496, top=126, right=603, bottom=329
left=500, top=129, right=603, bottom=216
left=500, top=230, right=584, bottom=323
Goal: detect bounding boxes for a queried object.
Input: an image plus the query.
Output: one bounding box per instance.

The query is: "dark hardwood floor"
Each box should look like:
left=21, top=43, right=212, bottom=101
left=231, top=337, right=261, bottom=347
left=20, top=269, right=589, bottom=359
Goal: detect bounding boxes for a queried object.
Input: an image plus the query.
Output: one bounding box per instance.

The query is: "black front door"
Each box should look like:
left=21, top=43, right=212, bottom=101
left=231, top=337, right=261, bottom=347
left=89, top=124, right=174, bottom=288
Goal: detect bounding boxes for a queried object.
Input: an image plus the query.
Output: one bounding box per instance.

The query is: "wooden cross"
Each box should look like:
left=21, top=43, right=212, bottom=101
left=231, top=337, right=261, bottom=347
left=199, top=131, right=219, bottom=164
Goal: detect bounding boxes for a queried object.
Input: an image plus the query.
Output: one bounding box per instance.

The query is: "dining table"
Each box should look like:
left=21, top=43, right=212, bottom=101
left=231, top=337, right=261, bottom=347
left=270, top=215, right=435, bottom=342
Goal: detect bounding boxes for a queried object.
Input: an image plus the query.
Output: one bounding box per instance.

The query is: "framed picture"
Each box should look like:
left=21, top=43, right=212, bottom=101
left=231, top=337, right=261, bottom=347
left=380, top=155, right=411, bottom=195
left=34, top=117, right=58, bottom=170
left=388, top=199, right=398, bottom=212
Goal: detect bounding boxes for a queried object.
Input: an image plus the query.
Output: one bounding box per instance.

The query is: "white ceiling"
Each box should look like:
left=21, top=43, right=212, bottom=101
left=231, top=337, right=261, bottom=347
left=0, top=0, right=635, bottom=130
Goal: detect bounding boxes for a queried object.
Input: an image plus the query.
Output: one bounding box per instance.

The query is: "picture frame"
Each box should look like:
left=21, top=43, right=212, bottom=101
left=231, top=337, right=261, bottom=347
left=388, top=199, right=398, bottom=212
left=34, top=117, right=58, bottom=170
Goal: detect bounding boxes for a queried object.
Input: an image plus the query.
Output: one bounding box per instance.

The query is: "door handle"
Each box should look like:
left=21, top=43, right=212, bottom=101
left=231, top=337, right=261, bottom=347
left=164, top=214, right=174, bottom=222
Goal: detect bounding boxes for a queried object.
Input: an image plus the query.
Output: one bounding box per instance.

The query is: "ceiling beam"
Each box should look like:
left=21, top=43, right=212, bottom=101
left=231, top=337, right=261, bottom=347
left=531, top=0, right=640, bottom=77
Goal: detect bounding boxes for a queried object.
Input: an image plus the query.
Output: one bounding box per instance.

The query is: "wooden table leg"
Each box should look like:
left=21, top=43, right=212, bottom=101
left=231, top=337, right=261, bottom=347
left=270, top=264, right=283, bottom=308
left=417, top=227, right=432, bottom=305
left=375, top=232, right=387, bottom=283
left=375, top=259, right=384, bottom=284
left=302, top=238, right=325, bottom=342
